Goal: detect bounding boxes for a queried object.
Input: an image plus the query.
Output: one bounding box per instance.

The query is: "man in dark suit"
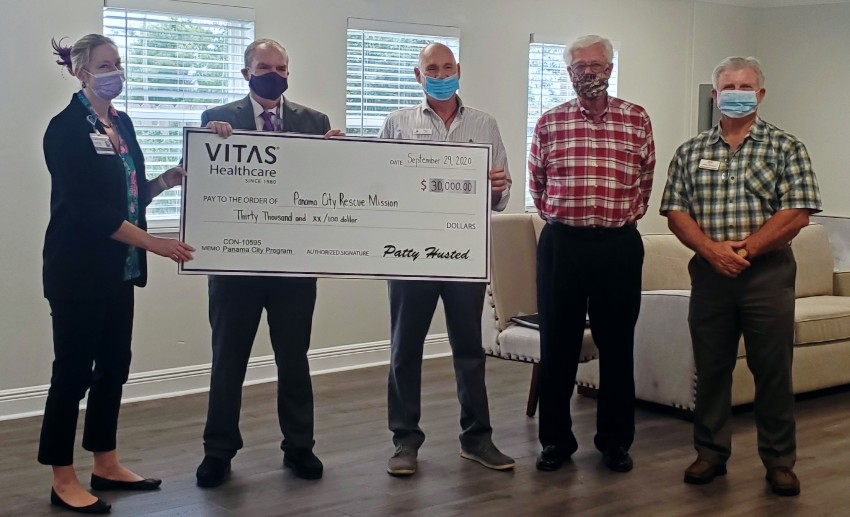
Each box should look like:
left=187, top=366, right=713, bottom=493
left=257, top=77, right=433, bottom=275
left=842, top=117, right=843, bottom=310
left=195, top=38, right=336, bottom=487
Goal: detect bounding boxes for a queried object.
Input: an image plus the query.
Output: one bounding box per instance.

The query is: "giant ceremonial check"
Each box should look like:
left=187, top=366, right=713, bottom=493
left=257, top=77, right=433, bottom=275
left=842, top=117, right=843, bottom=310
left=179, top=129, right=492, bottom=281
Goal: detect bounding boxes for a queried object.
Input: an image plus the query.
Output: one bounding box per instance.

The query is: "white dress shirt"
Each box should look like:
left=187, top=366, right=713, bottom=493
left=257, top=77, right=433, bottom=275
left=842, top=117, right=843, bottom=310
left=378, top=96, right=511, bottom=211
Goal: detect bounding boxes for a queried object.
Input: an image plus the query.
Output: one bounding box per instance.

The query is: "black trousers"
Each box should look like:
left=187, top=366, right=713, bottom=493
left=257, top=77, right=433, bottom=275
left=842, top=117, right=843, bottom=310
left=38, top=283, right=135, bottom=466
left=689, top=248, right=797, bottom=469
left=387, top=280, right=492, bottom=450
left=537, top=222, right=643, bottom=453
left=203, top=275, right=317, bottom=460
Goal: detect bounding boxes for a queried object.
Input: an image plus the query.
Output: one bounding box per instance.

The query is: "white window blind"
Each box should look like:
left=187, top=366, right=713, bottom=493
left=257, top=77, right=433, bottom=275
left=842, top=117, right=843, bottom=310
left=104, top=6, right=254, bottom=226
left=346, top=20, right=460, bottom=137
left=526, top=41, right=619, bottom=211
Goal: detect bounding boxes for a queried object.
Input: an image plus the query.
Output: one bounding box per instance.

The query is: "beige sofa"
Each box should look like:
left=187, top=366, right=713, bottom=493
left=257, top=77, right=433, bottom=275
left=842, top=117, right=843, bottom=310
left=484, top=213, right=850, bottom=414
left=581, top=222, right=850, bottom=411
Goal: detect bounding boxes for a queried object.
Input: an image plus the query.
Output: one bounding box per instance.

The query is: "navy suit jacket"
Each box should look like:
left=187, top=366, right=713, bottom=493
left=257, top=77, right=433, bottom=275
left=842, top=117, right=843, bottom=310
left=201, top=95, right=331, bottom=135
left=42, top=94, right=151, bottom=301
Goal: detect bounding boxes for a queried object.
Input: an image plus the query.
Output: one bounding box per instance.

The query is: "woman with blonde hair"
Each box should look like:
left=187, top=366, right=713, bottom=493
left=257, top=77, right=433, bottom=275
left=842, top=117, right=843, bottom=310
left=40, top=34, right=194, bottom=513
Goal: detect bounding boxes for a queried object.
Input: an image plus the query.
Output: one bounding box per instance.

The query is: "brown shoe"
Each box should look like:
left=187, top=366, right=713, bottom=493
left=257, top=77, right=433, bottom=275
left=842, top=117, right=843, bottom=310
left=684, top=459, right=727, bottom=484
left=766, top=467, right=800, bottom=496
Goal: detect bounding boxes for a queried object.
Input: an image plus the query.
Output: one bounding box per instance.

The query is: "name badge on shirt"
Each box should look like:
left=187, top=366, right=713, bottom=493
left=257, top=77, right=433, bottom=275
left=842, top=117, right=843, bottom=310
left=414, top=128, right=433, bottom=135
left=698, top=159, right=721, bottom=170
left=89, top=133, right=115, bottom=155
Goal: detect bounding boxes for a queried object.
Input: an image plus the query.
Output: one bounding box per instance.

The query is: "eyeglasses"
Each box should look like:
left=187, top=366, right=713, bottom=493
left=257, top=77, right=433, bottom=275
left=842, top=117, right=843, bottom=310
left=85, top=65, right=124, bottom=76
left=569, top=62, right=608, bottom=74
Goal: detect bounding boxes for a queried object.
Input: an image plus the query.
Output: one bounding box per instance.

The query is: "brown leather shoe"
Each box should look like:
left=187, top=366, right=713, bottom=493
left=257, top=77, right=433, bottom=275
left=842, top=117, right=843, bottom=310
left=766, top=467, right=800, bottom=496
left=684, top=459, right=727, bottom=484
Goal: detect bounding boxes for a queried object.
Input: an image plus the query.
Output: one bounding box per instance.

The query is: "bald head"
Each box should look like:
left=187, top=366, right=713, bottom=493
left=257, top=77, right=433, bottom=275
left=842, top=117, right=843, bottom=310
left=418, top=43, right=456, bottom=68
left=415, top=42, right=460, bottom=86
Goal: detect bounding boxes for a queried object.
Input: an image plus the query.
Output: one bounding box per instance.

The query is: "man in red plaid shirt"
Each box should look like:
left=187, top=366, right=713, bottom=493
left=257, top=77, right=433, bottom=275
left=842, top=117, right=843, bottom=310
left=529, top=34, right=655, bottom=474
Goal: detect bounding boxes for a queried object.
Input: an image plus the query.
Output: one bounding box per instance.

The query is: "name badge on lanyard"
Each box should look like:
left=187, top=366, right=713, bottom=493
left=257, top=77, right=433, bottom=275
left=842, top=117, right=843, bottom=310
left=90, top=133, right=115, bottom=155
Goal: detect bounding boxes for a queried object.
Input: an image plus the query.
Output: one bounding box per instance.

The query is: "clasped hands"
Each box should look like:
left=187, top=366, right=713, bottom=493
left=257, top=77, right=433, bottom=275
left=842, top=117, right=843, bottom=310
left=702, top=240, right=756, bottom=278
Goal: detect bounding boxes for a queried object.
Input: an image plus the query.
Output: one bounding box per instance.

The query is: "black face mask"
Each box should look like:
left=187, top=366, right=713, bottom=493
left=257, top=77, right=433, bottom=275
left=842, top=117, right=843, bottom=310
left=249, top=72, right=288, bottom=100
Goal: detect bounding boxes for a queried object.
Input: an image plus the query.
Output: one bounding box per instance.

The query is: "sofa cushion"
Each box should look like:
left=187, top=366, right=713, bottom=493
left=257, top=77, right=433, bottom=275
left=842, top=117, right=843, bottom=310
left=643, top=290, right=747, bottom=357
left=638, top=292, right=850, bottom=356
left=498, top=325, right=597, bottom=363
left=794, top=296, right=850, bottom=345
left=836, top=271, right=850, bottom=297
left=641, top=234, right=693, bottom=291
left=791, top=224, right=834, bottom=298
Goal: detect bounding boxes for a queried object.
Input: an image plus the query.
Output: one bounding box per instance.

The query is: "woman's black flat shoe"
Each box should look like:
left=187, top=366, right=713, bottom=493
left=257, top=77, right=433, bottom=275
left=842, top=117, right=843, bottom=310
left=90, top=474, right=162, bottom=491
left=50, top=488, right=111, bottom=514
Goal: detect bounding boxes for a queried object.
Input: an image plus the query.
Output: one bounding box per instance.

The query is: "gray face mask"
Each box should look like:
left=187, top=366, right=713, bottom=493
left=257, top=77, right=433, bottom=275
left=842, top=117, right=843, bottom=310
left=86, top=69, right=124, bottom=101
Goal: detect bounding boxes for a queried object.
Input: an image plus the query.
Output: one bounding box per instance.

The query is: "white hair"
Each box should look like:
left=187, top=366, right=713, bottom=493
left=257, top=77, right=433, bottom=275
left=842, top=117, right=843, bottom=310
left=564, top=34, right=614, bottom=64
left=712, top=56, right=765, bottom=89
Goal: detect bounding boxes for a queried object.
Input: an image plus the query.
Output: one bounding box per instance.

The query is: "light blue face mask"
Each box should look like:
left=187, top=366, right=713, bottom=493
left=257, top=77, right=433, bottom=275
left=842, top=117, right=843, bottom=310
left=717, top=90, right=758, bottom=118
left=423, top=74, right=459, bottom=101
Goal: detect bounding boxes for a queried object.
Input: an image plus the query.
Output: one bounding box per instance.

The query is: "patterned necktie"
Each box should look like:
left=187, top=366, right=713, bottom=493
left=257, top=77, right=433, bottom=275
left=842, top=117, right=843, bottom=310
left=260, top=110, right=275, bottom=131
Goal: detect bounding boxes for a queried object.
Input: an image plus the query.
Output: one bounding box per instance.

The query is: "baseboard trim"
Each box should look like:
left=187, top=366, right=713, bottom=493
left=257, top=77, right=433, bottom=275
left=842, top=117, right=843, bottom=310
left=0, top=333, right=450, bottom=422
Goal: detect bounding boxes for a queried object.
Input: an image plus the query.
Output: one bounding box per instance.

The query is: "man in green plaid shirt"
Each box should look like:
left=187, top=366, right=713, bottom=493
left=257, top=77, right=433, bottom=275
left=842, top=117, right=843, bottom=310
left=660, top=56, right=821, bottom=497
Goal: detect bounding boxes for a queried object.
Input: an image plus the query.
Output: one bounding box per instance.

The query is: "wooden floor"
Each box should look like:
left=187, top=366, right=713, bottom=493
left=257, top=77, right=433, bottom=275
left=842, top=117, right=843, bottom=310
left=2, top=357, right=850, bottom=516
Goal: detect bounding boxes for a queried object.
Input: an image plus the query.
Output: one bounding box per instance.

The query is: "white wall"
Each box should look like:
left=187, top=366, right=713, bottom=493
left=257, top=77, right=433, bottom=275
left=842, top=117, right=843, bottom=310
left=690, top=1, right=758, bottom=132
left=755, top=2, right=850, bottom=217
left=2, top=0, right=843, bottom=415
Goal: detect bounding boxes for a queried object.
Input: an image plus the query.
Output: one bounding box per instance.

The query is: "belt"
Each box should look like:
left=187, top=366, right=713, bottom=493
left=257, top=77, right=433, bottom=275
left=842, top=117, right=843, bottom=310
left=546, top=221, right=637, bottom=239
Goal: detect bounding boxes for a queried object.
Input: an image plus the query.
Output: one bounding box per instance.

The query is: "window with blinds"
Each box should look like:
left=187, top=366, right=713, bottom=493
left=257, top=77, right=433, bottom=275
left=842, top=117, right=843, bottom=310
left=104, top=7, right=254, bottom=226
left=346, top=20, right=460, bottom=137
left=526, top=40, right=619, bottom=211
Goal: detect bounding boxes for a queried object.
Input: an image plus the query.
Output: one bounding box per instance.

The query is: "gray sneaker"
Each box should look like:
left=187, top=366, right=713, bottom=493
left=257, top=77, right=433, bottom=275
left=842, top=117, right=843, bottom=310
left=460, top=442, right=515, bottom=470
left=387, top=445, right=418, bottom=476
